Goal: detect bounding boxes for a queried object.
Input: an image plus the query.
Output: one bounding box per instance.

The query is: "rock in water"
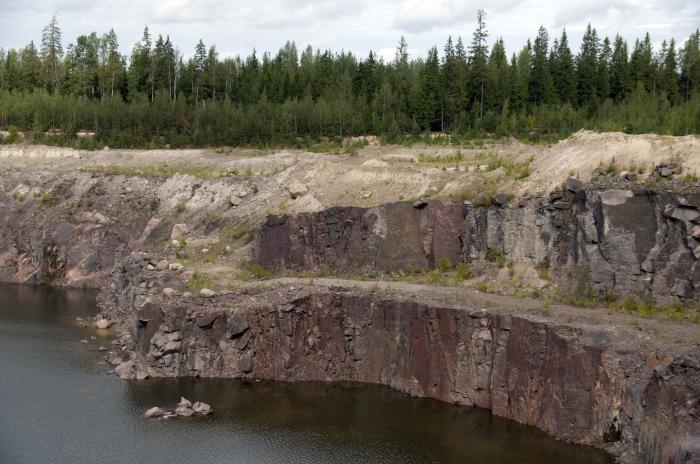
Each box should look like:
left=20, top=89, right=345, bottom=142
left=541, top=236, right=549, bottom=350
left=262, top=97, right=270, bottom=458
left=193, top=401, right=212, bottom=415
left=95, top=319, right=112, bottom=329
left=145, top=407, right=165, bottom=418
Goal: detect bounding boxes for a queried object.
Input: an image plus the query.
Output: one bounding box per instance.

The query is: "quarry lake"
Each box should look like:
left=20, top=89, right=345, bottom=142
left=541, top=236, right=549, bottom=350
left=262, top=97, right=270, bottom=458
left=0, top=283, right=611, bottom=464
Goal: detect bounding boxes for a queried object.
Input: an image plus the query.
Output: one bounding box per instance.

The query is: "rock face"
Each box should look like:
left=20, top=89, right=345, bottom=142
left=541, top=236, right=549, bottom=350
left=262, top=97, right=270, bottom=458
left=119, top=287, right=699, bottom=464
left=257, top=192, right=700, bottom=303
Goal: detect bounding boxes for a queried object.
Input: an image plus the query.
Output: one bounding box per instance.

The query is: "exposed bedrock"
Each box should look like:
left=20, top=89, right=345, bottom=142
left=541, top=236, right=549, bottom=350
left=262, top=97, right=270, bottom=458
left=257, top=189, right=700, bottom=303
left=117, top=286, right=699, bottom=464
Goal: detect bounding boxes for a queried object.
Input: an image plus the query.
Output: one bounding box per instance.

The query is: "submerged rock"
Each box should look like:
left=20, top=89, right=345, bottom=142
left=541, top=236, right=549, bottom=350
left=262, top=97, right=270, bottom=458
left=95, top=319, right=112, bottom=329
left=145, top=407, right=165, bottom=418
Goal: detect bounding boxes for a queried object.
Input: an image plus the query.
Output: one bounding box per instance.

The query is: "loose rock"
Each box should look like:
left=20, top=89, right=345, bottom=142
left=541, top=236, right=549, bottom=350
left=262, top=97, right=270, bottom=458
left=200, top=288, right=216, bottom=298
left=286, top=181, right=308, bottom=199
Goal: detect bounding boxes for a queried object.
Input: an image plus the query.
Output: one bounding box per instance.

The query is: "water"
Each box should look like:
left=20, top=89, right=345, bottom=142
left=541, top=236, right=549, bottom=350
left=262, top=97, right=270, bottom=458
left=0, top=283, right=612, bottom=464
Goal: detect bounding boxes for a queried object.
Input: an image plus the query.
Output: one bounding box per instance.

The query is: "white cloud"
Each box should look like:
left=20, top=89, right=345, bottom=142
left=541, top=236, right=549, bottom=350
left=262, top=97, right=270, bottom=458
left=0, top=0, right=697, bottom=60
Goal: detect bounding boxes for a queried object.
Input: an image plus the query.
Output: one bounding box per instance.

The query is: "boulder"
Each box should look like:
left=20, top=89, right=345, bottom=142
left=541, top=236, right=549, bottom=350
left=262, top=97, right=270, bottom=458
left=169, top=263, right=183, bottom=271
left=178, top=397, right=192, bottom=408
left=145, top=407, right=165, bottom=418
left=156, top=259, right=169, bottom=270
left=565, top=177, right=584, bottom=193
left=196, top=312, right=219, bottom=328
left=228, top=313, right=250, bottom=337
left=175, top=405, right=194, bottom=417
left=491, top=193, right=509, bottom=208
left=199, top=288, right=216, bottom=298
left=229, top=195, right=243, bottom=207
left=193, top=401, right=212, bottom=415
left=114, top=360, right=135, bottom=379
left=619, top=171, right=638, bottom=181
left=692, top=226, right=700, bottom=239
left=669, top=206, right=700, bottom=222
left=162, top=287, right=176, bottom=297
left=286, top=181, right=308, bottom=199
left=170, top=223, right=189, bottom=240
left=95, top=319, right=112, bottom=329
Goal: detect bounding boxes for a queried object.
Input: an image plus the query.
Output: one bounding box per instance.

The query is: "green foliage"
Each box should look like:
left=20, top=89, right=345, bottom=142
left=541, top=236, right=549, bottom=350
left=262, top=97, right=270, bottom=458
left=241, top=261, right=274, bottom=280
left=5, top=125, right=19, bottom=143
left=436, top=257, right=454, bottom=272
left=485, top=248, right=506, bottom=267
left=455, top=262, right=471, bottom=281
left=0, top=17, right=698, bottom=147
left=40, top=192, right=58, bottom=206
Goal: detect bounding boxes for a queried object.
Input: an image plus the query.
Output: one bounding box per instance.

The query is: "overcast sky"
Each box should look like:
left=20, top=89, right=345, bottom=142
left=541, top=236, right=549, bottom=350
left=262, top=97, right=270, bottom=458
left=1, top=0, right=698, bottom=61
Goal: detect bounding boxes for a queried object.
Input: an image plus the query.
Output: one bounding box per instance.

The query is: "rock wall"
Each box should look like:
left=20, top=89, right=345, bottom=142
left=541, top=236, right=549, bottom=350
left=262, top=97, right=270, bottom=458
left=114, top=286, right=699, bottom=464
left=257, top=189, right=700, bottom=303
left=0, top=172, right=160, bottom=287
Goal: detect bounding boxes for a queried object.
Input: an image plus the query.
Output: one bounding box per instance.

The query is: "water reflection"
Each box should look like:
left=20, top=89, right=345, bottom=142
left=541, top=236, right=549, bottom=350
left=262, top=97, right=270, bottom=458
left=0, top=283, right=612, bottom=464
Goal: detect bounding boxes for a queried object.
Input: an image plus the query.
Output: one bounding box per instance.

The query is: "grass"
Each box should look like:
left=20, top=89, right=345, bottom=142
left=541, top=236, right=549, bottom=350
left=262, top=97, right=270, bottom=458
left=81, top=163, right=242, bottom=178
left=485, top=248, right=506, bottom=268
left=307, top=140, right=368, bottom=155
left=40, top=192, right=58, bottom=206
left=240, top=261, right=275, bottom=280
left=185, top=271, right=218, bottom=291
left=417, top=152, right=464, bottom=164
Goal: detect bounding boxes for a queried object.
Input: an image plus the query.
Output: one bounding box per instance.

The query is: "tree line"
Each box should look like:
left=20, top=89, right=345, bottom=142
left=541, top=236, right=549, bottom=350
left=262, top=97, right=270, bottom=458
left=0, top=11, right=699, bottom=148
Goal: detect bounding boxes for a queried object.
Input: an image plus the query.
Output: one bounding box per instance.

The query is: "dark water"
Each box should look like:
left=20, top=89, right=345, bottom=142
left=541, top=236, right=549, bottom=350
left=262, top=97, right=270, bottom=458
left=0, top=283, right=612, bottom=464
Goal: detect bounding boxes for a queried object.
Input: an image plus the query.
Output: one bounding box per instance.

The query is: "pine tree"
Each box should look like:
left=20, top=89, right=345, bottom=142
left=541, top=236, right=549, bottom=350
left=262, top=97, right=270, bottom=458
left=40, top=14, right=63, bottom=92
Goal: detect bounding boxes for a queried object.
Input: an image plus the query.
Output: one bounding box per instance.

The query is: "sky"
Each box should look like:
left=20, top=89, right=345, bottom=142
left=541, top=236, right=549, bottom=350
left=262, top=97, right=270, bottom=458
left=0, top=0, right=698, bottom=62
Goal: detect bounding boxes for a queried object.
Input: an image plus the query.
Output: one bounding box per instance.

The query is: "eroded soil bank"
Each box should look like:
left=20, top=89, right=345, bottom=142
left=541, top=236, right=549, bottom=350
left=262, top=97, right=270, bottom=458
left=1, top=137, right=699, bottom=463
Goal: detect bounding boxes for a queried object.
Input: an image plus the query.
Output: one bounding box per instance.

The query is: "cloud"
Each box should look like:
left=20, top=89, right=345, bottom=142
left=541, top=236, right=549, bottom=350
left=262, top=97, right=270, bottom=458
left=0, top=0, right=698, bottom=61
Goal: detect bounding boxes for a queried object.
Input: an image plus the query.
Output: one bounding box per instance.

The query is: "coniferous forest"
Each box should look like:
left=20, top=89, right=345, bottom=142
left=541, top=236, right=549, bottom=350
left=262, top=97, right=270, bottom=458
left=1, top=11, right=699, bottom=148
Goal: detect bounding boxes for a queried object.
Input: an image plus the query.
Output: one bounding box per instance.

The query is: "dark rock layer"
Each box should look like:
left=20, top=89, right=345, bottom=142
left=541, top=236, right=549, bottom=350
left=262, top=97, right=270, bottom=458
left=116, top=286, right=699, bottom=464
left=257, top=190, right=700, bottom=303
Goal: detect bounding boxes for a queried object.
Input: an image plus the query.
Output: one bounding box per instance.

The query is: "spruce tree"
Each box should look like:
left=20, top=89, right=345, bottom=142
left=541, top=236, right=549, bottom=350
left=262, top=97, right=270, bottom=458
left=40, top=14, right=63, bottom=92
left=680, top=30, right=700, bottom=101
left=528, top=26, right=555, bottom=105
left=551, top=30, right=576, bottom=104
left=609, top=34, right=630, bottom=101
left=420, top=46, right=441, bottom=130
left=661, top=39, right=680, bottom=103
left=469, top=9, right=488, bottom=119
left=597, top=37, right=612, bottom=100
left=577, top=24, right=600, bottom=107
